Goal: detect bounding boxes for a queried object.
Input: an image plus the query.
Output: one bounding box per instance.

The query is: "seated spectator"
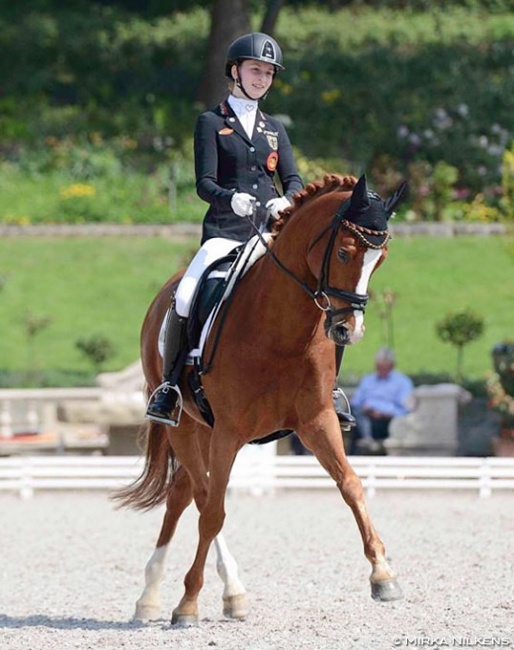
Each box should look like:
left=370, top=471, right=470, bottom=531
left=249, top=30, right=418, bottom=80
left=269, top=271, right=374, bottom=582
left=350, top=347, right=414, bottom=454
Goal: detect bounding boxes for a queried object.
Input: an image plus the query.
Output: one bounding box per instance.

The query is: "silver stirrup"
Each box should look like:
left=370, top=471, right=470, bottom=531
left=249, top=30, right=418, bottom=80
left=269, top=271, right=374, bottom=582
left=145, top=383, right=184, bottom=427
left=332, top=386, right=355, bottom=432
left=333, top=386, right=351, bottom=413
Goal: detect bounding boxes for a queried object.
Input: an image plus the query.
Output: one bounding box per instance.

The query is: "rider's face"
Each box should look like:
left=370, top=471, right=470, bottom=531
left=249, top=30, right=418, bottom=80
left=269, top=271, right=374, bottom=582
left=232, top=60, right=275, bottom=100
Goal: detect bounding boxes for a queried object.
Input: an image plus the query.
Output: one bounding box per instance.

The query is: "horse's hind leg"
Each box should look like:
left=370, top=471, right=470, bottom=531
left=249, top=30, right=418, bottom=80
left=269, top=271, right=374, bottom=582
left=171, top=433, right=241, bottom=626
left=300, top=417, right=403, bottom=602
left=134, top=464, right=193, bottom=621
left=133, top=464, right=248, bottom=622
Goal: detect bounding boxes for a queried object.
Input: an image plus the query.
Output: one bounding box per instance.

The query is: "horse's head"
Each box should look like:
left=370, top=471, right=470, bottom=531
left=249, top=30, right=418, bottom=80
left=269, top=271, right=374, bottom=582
left=307, top=174, right=407, bottom=346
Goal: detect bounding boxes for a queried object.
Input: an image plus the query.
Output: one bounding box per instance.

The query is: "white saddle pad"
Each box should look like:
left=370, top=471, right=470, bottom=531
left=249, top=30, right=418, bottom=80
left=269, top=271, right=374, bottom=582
left=158, top=232, right=272, bottom=360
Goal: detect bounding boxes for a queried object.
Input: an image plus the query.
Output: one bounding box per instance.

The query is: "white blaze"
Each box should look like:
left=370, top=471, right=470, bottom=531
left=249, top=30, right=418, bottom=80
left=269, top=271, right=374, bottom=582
left=350, top=248, right=382, bottom=343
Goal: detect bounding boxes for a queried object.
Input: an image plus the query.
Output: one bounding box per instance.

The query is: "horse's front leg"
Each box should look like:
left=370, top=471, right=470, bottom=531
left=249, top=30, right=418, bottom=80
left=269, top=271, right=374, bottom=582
left=172, top=433, right=241, bottom=626
left=299, top=413, right=403, bottom=602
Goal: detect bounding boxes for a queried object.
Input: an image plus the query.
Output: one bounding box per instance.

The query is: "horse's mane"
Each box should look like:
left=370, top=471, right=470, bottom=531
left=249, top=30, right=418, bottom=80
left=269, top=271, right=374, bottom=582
left=271, top=174, right=358, bottom=238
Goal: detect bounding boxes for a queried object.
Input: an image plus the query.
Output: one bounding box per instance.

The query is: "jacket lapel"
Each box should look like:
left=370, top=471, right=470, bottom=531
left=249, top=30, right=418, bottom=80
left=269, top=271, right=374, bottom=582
left=252, top=109, right=269, bottom=145
left=219, top=100, right=255, bottom=145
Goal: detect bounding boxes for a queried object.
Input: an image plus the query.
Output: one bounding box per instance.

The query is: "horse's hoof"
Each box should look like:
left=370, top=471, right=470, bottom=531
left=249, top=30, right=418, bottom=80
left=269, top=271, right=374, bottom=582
left=133, top=603, right=161, bottom=622
left=371, top=579, right=404, bottom=602
left=223, top=593, right=249, bottom=619
left=171, top=609, right=199, bottom=627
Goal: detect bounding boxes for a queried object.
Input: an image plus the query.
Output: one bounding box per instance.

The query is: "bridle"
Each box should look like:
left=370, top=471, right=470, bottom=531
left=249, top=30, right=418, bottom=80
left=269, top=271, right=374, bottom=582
left=201, top=197, right=389, bottom=374
left=248, top=198, right=390, bottom=324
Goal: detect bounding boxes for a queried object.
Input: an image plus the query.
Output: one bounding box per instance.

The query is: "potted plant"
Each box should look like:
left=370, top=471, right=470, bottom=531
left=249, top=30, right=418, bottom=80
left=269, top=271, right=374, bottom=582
left=487, top=341, right=514, bottom=456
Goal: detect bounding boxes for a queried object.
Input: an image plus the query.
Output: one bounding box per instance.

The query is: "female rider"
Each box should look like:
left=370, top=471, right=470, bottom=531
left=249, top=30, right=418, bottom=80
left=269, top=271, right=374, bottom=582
left=146, top=32, right=353, bottom=431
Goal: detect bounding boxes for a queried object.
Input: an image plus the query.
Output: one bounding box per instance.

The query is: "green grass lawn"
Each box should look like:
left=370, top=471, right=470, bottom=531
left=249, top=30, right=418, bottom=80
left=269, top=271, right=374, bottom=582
left=342, top=234, right=514, bottom=383
left=0, top=236, right=196, bottom=379
left=0, top=234, right=512, bottom=385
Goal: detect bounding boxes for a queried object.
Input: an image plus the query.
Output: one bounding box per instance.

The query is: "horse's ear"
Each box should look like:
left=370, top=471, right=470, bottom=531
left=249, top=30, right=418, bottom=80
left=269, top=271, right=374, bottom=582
left=349, top=174, right=370, bottom=211
left=383, top=180, right=408, bottom=218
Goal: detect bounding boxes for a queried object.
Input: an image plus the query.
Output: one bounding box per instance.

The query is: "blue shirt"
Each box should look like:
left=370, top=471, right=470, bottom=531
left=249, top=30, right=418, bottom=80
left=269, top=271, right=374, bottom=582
left=351, top=370, right=414, bottom=418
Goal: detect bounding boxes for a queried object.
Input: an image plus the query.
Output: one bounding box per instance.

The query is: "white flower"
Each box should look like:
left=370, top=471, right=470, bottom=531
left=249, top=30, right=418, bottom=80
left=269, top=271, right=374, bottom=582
left=488, top=145, right=503, bottom=156
left=457, top=104, right=469, bottom=117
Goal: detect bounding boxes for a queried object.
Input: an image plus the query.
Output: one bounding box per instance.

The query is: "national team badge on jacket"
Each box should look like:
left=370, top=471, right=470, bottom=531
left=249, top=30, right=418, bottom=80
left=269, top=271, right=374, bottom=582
left=218, top=127, right=234, bottom=135
left=265, top=132, right=278, bottom=150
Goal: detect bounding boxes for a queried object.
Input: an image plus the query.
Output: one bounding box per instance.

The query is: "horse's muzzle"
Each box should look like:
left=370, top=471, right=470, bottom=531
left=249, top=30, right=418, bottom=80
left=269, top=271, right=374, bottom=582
left=326, top=322, right=352, bottom=346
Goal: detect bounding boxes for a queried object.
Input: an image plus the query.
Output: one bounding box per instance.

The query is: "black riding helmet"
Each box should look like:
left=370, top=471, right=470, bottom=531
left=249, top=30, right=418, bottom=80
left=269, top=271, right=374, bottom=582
left=225, top=32, right=284, bottom=79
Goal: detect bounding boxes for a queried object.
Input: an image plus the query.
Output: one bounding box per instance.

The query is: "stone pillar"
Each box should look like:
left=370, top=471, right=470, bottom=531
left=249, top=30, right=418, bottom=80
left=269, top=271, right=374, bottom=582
left=386, top=384, right=472, bottom=456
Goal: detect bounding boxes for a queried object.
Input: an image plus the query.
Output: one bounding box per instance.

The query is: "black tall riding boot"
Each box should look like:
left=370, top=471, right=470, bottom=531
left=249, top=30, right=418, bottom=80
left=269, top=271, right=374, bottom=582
left=145, top=307, right=189, bottom=426
left=333, top=345, right=356, bottom=432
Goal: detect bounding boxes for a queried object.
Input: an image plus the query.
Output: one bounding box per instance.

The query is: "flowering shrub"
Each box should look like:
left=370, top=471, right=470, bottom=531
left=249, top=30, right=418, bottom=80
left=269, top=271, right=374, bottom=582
left=501, top=146, right=514, bottom=218
left=462, top=193, right=503, bottom=222
left=60, top=183, right=96, bottom=199
left=58, top=183, right=101, bottom=222
left=487, top=342, right=514, bottom=436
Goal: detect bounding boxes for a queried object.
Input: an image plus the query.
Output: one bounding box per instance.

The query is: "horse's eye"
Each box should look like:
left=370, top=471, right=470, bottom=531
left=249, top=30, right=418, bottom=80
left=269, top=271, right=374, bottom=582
left=337, top=248, right=350, bottom=263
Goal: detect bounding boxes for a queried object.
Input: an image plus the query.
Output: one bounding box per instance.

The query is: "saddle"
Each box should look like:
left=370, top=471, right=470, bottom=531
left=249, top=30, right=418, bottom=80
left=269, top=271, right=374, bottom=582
left=158, top=234, right=275, bottom=431
left=187, top=250, right=240, bottom=356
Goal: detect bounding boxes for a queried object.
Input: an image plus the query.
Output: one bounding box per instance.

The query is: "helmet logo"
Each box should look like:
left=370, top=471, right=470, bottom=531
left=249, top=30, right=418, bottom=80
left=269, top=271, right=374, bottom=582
left=261, top=40, right=275, bottom=61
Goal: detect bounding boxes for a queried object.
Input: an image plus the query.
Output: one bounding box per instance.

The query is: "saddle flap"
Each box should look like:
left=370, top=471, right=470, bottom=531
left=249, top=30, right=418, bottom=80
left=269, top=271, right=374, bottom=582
left=187, top=251, right=240, bottom=350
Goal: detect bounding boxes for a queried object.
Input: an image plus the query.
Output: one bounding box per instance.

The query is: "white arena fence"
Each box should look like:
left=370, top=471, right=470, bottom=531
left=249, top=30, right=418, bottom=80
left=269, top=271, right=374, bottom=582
left=0, top=454, right=513, bottom=500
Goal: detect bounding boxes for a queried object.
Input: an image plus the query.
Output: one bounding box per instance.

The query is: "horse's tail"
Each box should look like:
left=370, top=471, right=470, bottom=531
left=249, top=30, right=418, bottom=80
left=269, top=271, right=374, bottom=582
left=111, top=419, right=177, bottom=511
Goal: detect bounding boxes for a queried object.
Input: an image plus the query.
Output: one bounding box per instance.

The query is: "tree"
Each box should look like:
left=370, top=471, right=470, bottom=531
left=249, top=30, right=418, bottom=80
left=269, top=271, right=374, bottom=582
left=76, top=334, right=117, bottom=374
left=435, top=310, right=485, bottom=382
left=195, top=0, right=287, bottom=109
left=261, top=0, right=286, bottom=34
left=23, top=311, right=53, bottom=372
left=371, top=287, right=397, bottom=350
left=195, top=0, right=252, bottom=109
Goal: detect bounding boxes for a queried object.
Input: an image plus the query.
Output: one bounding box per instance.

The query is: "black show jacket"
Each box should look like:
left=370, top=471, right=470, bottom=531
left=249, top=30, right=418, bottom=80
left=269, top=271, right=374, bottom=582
left=194, top=100, right=304, bottom=244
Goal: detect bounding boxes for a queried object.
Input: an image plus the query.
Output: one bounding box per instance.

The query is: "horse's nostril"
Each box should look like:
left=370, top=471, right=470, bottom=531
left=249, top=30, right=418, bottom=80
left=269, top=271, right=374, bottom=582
left=329, top=323, right=351, bottom=346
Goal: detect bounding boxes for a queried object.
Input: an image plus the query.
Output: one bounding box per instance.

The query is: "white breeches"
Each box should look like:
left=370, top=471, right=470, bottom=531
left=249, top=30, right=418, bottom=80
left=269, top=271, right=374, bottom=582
left=174, top=237, right=241, bottom=317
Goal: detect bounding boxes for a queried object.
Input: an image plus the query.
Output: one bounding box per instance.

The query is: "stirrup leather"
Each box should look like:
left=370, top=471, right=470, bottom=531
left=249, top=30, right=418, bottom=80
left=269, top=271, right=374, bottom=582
left=145, top=382, right=184, bottom=427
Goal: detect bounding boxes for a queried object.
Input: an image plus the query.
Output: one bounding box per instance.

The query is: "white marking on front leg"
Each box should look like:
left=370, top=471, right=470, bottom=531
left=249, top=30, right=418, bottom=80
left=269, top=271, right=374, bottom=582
left=350, top=248, right=382, bottom=344
left=214, top=534, right=249, bottom=619
left=370, top=557, right=397, bottom=583
left=213, top=534, right=246, bottom=599
left=134, top=544, right=168, bottom=621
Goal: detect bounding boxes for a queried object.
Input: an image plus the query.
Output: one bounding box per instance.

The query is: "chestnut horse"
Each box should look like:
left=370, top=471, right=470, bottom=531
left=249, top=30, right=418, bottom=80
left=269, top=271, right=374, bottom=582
left=116, top=173, right=407, bottom=625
